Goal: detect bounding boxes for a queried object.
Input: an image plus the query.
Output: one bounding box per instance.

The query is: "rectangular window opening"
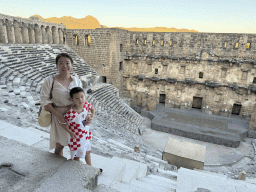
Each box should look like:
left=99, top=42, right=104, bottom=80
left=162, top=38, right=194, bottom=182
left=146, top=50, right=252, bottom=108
left=253, top=77, right=256, bottom=84
left=101, top=76, right=107, bottom=83
left=155, top=68, right=158, bottom=74
left=224, top=42, right=227, bottom=48
left=246, top=43, right=251, bottom=49
left=170, top=41, right=172, bottom=46
left=120, top=44, right=123, bottom=52
left=136, top=39, right=139, bottom=45
left=144, top=39, right=147, bottom=45
left=199, top=72, right=203, bottom=78
left=161, top=40, right=164, bottom=46
left=119, top=61, right=123, bottom=71
left=235, top=43, right=239, bottom=48
left=152, top=40, right=155, bottom=46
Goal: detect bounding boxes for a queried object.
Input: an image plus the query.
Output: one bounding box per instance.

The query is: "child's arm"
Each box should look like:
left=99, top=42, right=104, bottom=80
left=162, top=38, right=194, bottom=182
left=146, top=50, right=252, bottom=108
left=58, top=123, right=77, bottom=139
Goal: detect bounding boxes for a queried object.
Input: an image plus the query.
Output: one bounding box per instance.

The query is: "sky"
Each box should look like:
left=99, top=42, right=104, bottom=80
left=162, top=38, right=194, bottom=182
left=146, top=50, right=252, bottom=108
left=1, top=0, right=255, bottom=33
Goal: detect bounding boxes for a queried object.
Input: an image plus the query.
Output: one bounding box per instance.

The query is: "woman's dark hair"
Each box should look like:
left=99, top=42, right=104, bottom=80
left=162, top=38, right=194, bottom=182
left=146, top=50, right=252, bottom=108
left=70, top=87, right=85, bottom=99
left=56, top=53, right=73, bottom=65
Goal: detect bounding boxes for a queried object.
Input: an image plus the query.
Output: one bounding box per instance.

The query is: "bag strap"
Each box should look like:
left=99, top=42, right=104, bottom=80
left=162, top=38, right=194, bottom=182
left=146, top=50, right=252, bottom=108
left=49, top=75, right=56, bottom=100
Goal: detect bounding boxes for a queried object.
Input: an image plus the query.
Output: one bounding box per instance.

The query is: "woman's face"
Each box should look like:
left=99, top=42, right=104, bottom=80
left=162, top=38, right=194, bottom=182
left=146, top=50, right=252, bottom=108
left=56, top=56, right=73, bottom=75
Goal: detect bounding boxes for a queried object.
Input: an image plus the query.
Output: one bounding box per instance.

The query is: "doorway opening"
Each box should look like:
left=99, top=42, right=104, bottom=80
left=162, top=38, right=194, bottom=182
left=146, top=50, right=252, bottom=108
left=159, top=94, right=166, bottom=103
left=232, top=104, right=242, bottom=115
left=192, top=97, right=203, bottom=109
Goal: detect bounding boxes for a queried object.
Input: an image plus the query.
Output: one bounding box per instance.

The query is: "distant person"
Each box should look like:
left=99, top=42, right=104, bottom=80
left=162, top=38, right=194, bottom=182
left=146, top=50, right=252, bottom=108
left=61, top=87, right=95, bottom=164
left=40, top=53, right=93, bottom=156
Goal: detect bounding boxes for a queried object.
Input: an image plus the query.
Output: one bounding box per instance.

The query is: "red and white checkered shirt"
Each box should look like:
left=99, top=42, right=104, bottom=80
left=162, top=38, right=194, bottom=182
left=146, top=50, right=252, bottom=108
left=64, top=102, right=93, bottom=152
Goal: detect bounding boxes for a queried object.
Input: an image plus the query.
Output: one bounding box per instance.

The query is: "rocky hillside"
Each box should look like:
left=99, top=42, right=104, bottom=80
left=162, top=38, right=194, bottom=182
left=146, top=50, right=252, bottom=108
left=30, top=15, right=198, bottom=32
left=30, top=14, right=101, bottom=29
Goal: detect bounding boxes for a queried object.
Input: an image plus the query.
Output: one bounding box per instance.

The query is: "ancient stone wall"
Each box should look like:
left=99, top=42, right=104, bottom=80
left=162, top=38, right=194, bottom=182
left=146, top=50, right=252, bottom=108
left=65, top=29, right=256, bottom=118
left=66, top=28, right=127, bottom=92
left=0, top=13, right=65, bottom=44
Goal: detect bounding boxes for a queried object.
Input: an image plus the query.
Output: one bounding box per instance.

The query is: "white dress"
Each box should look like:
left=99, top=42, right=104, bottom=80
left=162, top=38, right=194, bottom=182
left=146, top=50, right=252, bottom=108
left=40, top=74, right=83, bottom=150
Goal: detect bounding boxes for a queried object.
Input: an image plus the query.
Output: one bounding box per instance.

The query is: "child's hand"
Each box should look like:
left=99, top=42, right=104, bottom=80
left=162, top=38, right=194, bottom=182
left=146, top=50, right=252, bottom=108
left=69, top=132, right=77, bottom=140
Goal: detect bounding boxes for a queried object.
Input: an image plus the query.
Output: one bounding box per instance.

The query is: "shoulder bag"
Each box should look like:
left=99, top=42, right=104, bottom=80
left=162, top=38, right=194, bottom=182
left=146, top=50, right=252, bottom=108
left=38, top=76, right=55, bottom=127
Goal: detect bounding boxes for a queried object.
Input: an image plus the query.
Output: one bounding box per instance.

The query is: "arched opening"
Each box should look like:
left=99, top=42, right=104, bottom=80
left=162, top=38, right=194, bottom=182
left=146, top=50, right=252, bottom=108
left=41, top=25, right=46, bottom=44
left=85, top=35, right=91, bottom=46
left=52, top=26, right=58, bottom=44
left=155, top=68, right=158, bottom=74
left=45, top=26, right=51, bottom=44
left=73, top=34, right=79, bottom=46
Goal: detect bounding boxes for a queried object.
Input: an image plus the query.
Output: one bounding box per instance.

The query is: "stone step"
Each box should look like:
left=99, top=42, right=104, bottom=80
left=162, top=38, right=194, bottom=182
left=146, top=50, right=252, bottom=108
left=110, top=180, right=154, bottom=192
left=111, top=157, right=147, bottom=182
left=91, top=154, right=126, bottom=186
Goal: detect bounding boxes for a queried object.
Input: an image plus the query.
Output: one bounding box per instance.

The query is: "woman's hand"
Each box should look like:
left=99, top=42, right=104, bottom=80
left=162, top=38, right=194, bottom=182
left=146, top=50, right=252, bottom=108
left=69, top=131, right=77, bottom=140
left=56, top=113, right=67, bottom=124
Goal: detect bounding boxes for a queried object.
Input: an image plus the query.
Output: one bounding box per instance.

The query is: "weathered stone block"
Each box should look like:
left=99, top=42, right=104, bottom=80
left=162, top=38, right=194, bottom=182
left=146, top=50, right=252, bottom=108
left=162, top=138, right=206, bottom=170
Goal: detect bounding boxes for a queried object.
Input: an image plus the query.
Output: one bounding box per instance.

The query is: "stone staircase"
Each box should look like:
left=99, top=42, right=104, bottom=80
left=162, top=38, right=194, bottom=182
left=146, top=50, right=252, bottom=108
left=92, top=154, right=177, bottom=192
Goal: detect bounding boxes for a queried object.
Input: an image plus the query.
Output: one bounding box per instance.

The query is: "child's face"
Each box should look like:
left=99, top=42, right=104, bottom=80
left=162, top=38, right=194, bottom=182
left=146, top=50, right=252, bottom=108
left=71, top=91, right=86, bottom=106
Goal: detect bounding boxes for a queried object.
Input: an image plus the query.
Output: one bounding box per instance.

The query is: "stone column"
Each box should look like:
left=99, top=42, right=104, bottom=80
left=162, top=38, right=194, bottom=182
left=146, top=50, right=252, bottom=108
left=52, top=26, right=58, bottom=44
left=58, top=28, right=63, bottom=44
left=35, top=25, right=42, bottom=44
left=0, top=20, right=8, bottom=44
left=14, top=22, right=22, bottom=44
left=6, top=21, right=15, bottom=44
left=28, top=24, right=35, bottom=44
left=41, top=26, right=46, bottom=44
left=21, top=23, right=29, bottom=44
left=46, top=26, right=52, bottom=44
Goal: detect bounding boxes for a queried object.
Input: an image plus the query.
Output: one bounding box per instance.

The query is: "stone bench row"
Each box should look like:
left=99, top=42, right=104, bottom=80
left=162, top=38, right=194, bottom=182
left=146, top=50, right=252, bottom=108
left=87, top=85, right=143, bottom=129
left=88, top=97, right=139, bottom=134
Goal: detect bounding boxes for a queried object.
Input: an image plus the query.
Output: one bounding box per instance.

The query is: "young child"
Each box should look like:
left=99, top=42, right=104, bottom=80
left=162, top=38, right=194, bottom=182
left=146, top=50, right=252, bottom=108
left=60, top=87, right=95, bottom=164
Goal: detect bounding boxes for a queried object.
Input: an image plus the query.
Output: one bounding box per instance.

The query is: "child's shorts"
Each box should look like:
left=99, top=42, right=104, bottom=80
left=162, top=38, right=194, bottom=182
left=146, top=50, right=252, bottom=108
left=70, top=140, right=91, bottom=159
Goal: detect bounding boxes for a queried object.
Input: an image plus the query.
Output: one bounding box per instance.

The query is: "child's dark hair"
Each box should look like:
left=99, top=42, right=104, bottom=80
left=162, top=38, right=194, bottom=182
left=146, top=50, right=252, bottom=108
left=70, top=87, right=85, bottom=99
left=56, top=53, right=73, bottom=65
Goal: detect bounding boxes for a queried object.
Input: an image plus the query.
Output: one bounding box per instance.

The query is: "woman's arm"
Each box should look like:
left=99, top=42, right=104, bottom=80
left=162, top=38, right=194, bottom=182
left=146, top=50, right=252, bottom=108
left=40, top=76, right=67, bottom=124
left=44, top=103, right=67, bottom=124
left=58, top=123, right=77, bottom=139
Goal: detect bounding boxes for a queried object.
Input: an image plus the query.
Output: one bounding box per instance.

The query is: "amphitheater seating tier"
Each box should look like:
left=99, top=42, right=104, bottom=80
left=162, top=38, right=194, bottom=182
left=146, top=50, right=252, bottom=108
left=0, top=44, right=142, bottom=134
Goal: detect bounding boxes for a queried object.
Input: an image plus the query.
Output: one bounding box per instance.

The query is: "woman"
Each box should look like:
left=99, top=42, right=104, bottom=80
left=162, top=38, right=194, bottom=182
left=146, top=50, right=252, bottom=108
left=40, top=53, right=92, bottom=156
